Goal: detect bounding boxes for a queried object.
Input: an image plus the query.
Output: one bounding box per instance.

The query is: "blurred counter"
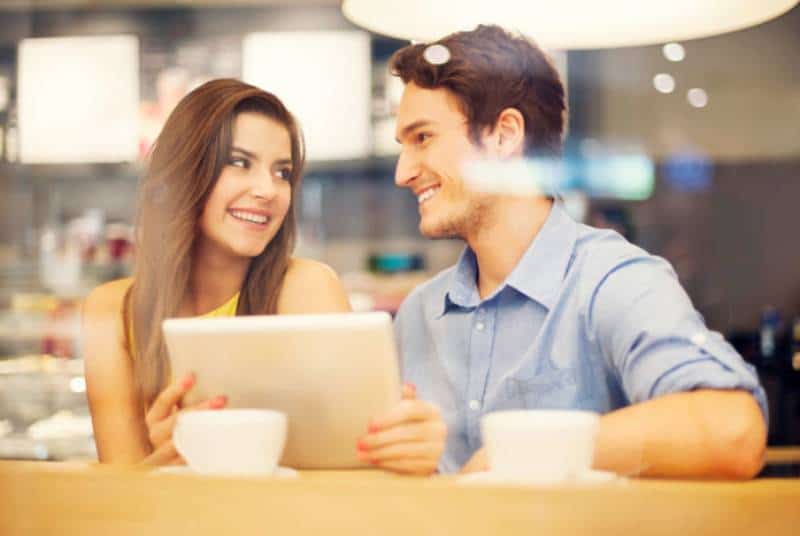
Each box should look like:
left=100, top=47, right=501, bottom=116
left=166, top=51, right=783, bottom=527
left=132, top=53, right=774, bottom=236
left=0, top=355, right=95, bottom=461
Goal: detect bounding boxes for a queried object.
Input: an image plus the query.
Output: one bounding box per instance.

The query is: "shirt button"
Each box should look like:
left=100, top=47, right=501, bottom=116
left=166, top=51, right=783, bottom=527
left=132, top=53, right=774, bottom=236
left=468, top=399, right=481, bottom=411
left=476, top=322, right=485, bottom=331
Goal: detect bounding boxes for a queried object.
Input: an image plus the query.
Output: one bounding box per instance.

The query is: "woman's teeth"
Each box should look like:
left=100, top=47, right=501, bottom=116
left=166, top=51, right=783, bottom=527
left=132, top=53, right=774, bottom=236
left=229, top=210, right=269, bottom=224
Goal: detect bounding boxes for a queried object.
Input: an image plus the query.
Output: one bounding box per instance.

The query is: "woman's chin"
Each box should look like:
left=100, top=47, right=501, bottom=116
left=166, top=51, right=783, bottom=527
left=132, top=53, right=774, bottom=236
left=224, top=241, right=271, bottom=260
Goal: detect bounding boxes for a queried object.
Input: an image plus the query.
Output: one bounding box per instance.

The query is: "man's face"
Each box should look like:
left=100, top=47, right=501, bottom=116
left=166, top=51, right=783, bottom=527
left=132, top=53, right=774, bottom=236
left=394, top=82, right=493, bottom=239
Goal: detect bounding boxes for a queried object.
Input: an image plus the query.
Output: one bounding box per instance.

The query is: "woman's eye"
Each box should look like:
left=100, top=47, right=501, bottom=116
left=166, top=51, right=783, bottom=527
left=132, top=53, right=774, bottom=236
left=276, top=168, right=292, bottom=181
left=229, top=157, right=250, bottom=169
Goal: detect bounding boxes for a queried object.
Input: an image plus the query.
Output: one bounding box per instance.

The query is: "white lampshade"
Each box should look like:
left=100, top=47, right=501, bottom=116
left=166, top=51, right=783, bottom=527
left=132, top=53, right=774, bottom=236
left=242, top=31, right=371, bottom=161
left=18, top=35, right=139, bottom=163
left=342, top=0, right=798, bottom=49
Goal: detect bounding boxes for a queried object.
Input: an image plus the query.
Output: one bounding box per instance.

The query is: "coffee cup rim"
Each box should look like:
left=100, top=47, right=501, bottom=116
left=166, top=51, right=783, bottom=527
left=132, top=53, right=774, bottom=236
left=481, top=409, right=599, bottom=427
left=176, top=408, right=287, bottom=426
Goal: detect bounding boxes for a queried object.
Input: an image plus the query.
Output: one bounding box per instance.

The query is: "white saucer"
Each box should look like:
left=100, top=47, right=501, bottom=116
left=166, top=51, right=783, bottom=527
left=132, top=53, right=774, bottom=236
left=157, top=465, right=298, bottom=479
left=458, top=469, right=620, bottom=487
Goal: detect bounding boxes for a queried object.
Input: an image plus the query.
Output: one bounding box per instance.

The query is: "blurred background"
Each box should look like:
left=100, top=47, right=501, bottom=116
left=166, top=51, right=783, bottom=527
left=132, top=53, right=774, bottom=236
left=0, top=0, right=798, bottom=462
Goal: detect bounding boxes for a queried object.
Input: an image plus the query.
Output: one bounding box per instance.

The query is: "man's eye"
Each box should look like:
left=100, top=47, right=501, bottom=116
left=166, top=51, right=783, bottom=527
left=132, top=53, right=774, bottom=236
left=229, top=157, right=250, bottom=169
left=416, top=132, right=432, bottom=144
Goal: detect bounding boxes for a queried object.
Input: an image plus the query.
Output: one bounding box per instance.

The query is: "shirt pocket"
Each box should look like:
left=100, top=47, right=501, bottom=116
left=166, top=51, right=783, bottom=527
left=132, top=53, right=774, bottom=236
left=500, top=367, right=582, bottom=409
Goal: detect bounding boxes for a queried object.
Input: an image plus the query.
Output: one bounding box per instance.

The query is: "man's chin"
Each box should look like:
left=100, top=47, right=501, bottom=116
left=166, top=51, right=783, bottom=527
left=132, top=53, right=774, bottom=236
left=419, top=220, right=459, bottom=240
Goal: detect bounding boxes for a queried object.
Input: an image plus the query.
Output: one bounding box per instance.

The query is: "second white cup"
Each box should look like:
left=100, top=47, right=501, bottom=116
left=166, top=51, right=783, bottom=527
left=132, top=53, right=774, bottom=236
left=480, top=409, right=599, bottom=483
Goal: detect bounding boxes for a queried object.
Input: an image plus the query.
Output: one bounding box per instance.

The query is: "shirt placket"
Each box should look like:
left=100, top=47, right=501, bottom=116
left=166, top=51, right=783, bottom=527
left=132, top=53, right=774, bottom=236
left=465, top=300, right=496, bottom=450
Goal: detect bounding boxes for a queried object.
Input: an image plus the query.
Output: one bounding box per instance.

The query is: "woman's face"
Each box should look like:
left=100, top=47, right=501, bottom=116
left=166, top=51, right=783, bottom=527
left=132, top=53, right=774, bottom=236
left=198, top=111, right=293, bottom=260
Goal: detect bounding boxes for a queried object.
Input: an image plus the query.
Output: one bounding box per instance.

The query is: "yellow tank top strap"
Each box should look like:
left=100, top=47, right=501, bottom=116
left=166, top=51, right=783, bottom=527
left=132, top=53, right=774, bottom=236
left=203, top=292, right=239, bottom=318
left=126, top=292, right=240, bottom=355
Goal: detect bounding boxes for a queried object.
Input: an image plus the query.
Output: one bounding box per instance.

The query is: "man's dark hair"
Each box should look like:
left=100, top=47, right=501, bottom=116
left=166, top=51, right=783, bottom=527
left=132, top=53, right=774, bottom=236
left=390, top=25, right=567, bottom=157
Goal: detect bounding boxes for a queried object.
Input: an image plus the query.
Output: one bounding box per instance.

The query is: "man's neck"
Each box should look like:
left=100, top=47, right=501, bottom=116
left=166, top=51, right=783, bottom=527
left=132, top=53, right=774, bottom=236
left=466, top=196, right=553, bottom=300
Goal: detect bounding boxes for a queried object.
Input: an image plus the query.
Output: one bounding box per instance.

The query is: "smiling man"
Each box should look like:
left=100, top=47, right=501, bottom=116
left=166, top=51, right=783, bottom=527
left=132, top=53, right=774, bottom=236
left=390, top=25, right=768, bottom=478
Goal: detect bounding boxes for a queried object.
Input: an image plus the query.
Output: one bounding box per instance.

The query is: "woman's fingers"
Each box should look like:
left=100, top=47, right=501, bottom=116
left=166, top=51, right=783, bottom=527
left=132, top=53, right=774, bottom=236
left=148, top=395, right=228, bottom=448
left=358, top=420, right=446, bottom=451
left=371, top=457, right=439, bottom=476
left=145, top=373, right=195, bottom=427
left=141, top=440, right=179, bottom=466
left=356, top=397, right=446, bottom=476
left=358, top=441, right=442, bottom=463
left=368, top=400, right=441, bottom=432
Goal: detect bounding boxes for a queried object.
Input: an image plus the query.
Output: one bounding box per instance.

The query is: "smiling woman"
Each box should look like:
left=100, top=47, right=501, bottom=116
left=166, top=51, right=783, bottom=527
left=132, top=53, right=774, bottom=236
left=80, top=79, right=353, bottom=466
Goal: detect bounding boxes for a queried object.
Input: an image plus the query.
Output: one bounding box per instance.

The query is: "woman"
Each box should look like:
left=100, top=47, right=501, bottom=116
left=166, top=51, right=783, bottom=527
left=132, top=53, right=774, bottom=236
left=82, top=79, right=445, bottom=474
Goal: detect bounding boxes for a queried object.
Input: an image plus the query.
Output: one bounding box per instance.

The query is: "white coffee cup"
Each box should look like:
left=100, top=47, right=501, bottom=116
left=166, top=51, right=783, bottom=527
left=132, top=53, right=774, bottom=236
left=173, top=409, right=287, bottom=476
left=480, top=410, right=599, bottom=483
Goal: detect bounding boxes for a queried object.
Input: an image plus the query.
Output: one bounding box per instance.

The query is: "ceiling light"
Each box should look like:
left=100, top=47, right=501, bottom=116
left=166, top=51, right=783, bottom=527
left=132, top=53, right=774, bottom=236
left=687, top=88, right=709, bottom=108
left=653, top=73, right=676, bottom=94
left=342, top=0, right=799, bottom=49
left=663, top=43, right=686, bottom=62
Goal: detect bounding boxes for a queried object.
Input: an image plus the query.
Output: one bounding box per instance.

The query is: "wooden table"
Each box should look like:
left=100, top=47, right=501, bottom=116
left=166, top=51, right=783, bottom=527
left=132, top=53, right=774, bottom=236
left=766, top=446, right=800, bottom=464
left=1, top=461, right=798, bottom=535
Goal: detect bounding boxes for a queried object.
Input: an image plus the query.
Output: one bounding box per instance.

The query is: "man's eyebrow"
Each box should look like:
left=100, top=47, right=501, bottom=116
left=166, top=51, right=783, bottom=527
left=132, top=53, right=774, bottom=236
left=395, top=119, right=435, bottom=143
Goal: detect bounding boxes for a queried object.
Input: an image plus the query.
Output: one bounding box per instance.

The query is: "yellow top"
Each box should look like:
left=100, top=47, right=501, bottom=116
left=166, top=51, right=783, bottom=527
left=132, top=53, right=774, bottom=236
left=126, top=292, right=240, bottom=355
left=198, top=293, right=240, bottom=318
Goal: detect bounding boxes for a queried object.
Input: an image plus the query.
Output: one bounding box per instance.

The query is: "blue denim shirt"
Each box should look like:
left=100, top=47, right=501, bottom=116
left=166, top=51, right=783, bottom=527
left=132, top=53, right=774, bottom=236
left=394, top=202, right=768, bottom=474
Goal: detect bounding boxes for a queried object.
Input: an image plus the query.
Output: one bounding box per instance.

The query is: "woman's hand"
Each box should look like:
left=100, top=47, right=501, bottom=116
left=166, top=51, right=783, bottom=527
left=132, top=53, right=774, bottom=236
left=142, top=373, right=227, bottom=465
left=460, top=447, right=489, bottom=473
left=356, top=383, right=446, bottom=475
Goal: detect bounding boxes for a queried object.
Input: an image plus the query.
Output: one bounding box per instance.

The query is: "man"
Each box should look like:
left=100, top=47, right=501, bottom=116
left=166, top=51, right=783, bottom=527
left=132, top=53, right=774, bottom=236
left=389, top=25, right=767, bottom=477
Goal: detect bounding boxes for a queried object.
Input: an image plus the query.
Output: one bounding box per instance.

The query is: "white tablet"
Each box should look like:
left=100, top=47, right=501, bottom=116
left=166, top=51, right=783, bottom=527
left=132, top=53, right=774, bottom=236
left=162, top=312, right=401, bottom=469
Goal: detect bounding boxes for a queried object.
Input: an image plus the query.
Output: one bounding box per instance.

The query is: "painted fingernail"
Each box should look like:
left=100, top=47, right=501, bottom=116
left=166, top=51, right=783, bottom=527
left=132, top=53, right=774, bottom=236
left=404, top=382, right=416, bottom=391
left=211, top=395, right=227, bottom=408
left=369, top=459, right=379, bottom=465
left=356, top=439, right=367, bottom=451
left=181, top=374, right=195, bottom=389
left=367, top=423, right=380, bottom=434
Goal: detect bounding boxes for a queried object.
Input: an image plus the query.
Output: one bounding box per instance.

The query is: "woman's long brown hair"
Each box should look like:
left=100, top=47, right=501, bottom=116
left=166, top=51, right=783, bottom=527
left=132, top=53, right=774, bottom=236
left=125, top=79, right=305, bottom=407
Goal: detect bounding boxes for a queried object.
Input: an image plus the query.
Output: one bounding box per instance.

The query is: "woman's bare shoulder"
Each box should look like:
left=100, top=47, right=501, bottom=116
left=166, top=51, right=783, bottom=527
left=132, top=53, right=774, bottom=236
left=278, top=258, right=351, bottom=314
left=82, top=277, right=133, bottom=317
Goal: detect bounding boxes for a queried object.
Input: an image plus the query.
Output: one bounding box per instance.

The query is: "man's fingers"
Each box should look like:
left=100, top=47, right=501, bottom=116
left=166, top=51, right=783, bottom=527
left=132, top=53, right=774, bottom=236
left=145, top=373, right=195, bottom=426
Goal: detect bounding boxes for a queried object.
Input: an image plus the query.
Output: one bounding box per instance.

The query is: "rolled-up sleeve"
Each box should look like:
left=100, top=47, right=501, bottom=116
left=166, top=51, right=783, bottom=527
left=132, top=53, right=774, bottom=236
left=587, top=254, right=768, bottom=421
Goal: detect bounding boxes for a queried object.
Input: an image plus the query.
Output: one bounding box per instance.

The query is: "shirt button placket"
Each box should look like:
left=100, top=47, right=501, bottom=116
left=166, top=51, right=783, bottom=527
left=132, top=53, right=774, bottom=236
left=467, top=306, right=492, bottom=448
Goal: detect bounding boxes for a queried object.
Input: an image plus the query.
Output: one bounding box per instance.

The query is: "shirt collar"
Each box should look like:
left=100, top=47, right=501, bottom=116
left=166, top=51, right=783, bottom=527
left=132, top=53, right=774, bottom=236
left=441, top=247, right=482, bottom=314
left=440, top=201, right=578, bottom=315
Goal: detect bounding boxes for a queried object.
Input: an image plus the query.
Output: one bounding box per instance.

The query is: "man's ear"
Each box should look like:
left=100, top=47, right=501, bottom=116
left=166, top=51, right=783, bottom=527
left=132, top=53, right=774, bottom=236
left=492, top=107, right=525, bottom=157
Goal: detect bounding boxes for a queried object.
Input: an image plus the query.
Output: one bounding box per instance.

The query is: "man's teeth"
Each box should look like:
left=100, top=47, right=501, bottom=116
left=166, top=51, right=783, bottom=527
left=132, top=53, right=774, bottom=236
left=230, top=210, right=269, bottom=224
left=417, top=187, right=440, bottom=204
